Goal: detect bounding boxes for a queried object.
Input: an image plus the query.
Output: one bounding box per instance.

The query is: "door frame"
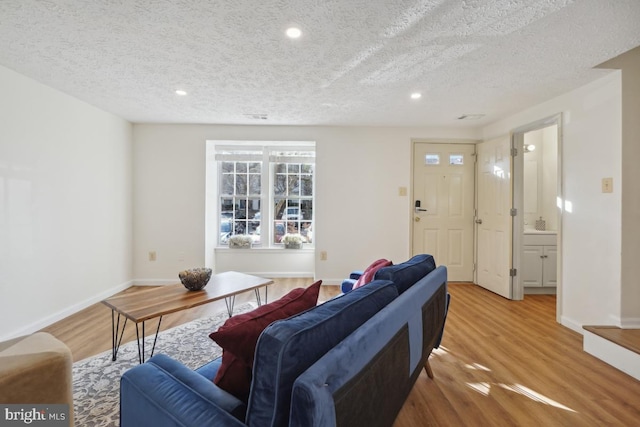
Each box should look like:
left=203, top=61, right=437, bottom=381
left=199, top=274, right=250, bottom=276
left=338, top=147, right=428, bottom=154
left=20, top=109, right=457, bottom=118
left=511, top=114, right=563, bottom=321
left=410, top=139, right=479, bottom=278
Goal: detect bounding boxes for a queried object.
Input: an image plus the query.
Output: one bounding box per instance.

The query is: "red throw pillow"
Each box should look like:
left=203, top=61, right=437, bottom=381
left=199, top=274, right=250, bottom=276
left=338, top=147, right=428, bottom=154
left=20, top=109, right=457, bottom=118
left=352, top=259, right=392, bottom=290
left=212, top=351, right=253, bottom=401
left=210, top=280, right=322, bottom=401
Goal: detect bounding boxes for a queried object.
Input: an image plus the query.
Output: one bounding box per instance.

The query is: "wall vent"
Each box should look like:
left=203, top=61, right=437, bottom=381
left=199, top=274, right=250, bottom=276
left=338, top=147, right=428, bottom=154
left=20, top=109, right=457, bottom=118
left=457, top=114, right=485, bottom=120
left=244, top=113, right=268, bottom=120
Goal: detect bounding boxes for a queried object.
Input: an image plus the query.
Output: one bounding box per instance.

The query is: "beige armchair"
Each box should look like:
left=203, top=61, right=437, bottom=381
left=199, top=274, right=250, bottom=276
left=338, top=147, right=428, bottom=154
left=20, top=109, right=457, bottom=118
left=0, top=332, right=73, bottom=424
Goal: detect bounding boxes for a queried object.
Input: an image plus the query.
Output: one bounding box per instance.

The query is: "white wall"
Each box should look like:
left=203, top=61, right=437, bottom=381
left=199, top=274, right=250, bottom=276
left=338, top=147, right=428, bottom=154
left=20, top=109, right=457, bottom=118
left=0, top=65, right=133, bottom=340
left=214, top=248, right=315, bottom=278
left=483, top=71, right=623, bottom=332
left=132, top=124, right=479, bottom=284
left=599, top=46, right=640, bottom=327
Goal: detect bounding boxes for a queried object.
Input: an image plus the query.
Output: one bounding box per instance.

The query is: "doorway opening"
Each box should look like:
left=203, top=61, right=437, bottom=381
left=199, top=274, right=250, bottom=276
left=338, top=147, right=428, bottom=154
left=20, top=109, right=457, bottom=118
left=512, top=115, right=563, bottom=320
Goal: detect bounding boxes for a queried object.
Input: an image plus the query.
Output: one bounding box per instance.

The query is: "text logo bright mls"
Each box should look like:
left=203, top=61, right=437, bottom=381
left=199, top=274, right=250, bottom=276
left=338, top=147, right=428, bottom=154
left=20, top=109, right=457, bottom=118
left=1, top=405, right=68, bottom=426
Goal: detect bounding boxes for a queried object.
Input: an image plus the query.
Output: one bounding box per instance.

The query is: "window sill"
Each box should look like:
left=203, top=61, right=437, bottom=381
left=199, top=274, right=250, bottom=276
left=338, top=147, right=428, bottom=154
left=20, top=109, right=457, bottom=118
left=215, top=246, right=314, bottom=253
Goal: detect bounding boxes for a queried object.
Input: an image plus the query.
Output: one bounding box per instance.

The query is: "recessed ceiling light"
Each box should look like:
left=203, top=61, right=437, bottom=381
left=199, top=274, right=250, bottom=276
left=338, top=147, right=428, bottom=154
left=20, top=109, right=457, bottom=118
left=286, top=27, right=302, bottom=39
left=175, top=89, right=187, bottom=96
left=411, top=92, right=422, bottom=99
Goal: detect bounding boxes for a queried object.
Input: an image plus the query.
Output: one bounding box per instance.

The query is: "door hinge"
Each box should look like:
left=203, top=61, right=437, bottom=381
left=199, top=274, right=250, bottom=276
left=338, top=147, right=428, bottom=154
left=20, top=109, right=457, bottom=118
left=510, top=268, right=517, bottom=277
left=511, top=147, right=518, bottom=157
left=473, top=263, right=477, bottom=272
left=510, top=208, right=517, bottom=216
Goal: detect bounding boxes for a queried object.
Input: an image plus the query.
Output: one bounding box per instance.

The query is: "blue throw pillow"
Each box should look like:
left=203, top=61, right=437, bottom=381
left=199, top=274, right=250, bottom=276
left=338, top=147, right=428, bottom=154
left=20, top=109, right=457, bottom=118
left=374, top=254, right=436, bottom=294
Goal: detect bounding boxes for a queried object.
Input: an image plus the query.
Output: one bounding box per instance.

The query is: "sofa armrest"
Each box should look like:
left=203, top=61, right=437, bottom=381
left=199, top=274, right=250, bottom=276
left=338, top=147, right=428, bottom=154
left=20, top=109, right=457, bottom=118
left=340, top=271, right=364, bottom=293
left=349, top=270, right=364, bottom=280
left=340, top=279, right=356, bottom=293
left=120, top=354, right=246, bottom=427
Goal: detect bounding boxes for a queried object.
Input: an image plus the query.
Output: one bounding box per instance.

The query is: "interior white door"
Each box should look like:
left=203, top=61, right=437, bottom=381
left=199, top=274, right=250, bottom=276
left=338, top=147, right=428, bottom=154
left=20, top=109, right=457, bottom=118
left=476, top=136, right=513, bottom=299
left=412, top=143, right=475, bottom=281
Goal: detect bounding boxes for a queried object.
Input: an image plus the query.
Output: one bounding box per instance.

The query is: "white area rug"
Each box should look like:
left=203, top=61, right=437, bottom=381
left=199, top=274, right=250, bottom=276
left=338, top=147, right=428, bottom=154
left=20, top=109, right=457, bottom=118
left=72, top=303, right=256, bottom=427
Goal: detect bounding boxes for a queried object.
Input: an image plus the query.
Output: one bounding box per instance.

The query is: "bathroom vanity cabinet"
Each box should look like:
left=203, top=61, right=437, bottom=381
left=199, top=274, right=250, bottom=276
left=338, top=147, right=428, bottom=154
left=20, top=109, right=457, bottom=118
left=522, top=232, right=557, bottom=288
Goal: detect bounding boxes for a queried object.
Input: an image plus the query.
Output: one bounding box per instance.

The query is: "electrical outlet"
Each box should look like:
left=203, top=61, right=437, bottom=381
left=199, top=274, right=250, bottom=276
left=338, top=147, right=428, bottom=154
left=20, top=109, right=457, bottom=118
left=602, top=177, right=613, bottom=193
left=320, top=251, right=327, bottom=261
left=149, top=251, right=157, bottom=261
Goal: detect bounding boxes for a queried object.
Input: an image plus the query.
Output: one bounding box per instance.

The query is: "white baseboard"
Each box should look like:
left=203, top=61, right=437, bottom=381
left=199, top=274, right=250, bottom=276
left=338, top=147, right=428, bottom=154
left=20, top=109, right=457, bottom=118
left=251, top=272, right=315, bottom=279
left=583, top=330, right=640, bottom=381
left=318, top=278, right=344, bottom=286
left=133, top=279, right=180, bottom=286
left=0, top=280, right=133, bottom=342
left=524, top=287, right=557, bottom=295
left=620, top=317, right=640, bottom=328
left=560, top=315, right=584, bottom=335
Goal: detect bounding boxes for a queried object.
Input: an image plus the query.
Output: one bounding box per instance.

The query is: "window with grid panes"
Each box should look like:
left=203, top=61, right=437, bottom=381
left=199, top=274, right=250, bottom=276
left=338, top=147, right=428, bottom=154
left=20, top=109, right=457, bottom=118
left=215, top=143, right=314, bottom=247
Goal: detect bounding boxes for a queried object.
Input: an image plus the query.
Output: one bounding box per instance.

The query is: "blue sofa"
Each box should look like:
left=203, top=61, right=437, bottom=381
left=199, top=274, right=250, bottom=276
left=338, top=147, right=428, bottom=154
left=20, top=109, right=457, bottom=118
left=120, top=254, right=448, bottom=427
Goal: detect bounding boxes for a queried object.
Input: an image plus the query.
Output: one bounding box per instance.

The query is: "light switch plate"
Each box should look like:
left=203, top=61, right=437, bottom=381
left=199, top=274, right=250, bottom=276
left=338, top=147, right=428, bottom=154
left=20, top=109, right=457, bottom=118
left=602, top=177, right=613, bottom=193
left=398, top=186, right=407, bottom=196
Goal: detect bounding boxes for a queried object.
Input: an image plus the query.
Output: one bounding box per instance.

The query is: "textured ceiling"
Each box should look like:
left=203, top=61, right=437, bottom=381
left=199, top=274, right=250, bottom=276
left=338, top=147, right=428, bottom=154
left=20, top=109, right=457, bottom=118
left=1, top=0, right=639, bottom=127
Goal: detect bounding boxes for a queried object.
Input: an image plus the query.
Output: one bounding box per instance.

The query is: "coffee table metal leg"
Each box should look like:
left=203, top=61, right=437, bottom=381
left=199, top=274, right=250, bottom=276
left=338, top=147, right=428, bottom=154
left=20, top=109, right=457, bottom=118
left=135, top=322, right=143, bottom=364
left=254, top=288, right=261, bottom=306
left=111, top=310, right=128, bottom=362
left=224, top=295, right=236, bottom=317
left=149, top=316, right=163, bottom=360
left=134, top=317, right=163, bottom=364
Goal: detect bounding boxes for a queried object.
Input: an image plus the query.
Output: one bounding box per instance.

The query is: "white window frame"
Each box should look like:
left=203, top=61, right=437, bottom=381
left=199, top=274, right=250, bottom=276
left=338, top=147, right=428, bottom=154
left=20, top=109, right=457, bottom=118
left=210, top=140, right=315, bottom=249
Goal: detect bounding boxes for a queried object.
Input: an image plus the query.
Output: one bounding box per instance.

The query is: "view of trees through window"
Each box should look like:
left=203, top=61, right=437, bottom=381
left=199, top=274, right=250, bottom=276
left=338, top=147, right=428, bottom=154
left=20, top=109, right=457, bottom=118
left=218, top=145, right=314, bottom=247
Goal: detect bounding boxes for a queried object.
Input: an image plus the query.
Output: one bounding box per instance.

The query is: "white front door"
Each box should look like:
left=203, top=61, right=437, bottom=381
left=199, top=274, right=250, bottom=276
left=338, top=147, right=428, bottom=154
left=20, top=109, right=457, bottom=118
left=476, top=136, right=513, bottom=299
left=412, top=143, right=475, bottom=281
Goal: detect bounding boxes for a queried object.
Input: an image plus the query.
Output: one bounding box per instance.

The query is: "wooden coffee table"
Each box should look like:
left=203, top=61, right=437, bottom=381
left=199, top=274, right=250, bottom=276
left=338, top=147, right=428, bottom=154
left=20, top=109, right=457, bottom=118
left=101, top=271, right=273, bottom=363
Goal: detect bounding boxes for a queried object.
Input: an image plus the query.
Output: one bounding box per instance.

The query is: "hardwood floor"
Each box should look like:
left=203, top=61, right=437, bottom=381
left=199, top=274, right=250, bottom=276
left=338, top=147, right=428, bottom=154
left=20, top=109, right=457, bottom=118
left=41, top=280, right=640, bottom=426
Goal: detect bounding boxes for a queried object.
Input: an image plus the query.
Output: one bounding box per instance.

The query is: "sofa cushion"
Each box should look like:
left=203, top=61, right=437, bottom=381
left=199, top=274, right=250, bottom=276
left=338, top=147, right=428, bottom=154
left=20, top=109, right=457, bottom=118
left=374, top=253, right=436, bottom=294
left=209, top=280, right=322, bottom=401
left=246, top=279, right=398, bottom=427
left=352, top=259, right=392, bottom=290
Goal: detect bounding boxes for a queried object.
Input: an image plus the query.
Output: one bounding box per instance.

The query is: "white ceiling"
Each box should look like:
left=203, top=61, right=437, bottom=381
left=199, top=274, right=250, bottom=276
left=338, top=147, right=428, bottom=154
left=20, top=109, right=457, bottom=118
left=1, top=0, right=639, bottom=128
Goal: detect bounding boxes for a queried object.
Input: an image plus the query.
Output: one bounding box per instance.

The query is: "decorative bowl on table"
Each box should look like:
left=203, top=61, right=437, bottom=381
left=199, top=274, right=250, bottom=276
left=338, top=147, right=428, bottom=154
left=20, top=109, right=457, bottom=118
left=178, top=268, right=212, bottom=291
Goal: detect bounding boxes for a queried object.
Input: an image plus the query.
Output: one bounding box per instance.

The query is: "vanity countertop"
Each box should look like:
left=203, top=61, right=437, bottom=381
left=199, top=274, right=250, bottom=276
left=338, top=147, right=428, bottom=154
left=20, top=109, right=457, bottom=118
left=523, top=229, right=556, bottom=235
left=523, top=230, right=557, bottom=245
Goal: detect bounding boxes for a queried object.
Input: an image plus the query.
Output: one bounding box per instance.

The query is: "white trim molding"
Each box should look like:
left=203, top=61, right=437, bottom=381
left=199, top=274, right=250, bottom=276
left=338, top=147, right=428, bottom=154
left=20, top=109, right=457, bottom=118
left=0, top=280, right=133, bottom=342
left=583, top=330, right=640, bottom=381
left=620, top=317, right=640, bottom=328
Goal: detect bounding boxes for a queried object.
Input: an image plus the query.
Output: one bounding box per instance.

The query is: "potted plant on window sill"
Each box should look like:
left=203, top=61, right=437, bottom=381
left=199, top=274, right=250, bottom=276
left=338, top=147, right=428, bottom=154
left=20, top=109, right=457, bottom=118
left=282, top=233, right=304, bottom=249
left=228, top=234, right=253, bottom=249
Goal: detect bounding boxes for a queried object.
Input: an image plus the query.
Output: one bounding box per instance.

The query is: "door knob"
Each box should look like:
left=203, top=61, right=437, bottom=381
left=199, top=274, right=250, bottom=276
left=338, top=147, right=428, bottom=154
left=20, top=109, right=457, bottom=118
left=415, top=217, right=421, bottom=222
